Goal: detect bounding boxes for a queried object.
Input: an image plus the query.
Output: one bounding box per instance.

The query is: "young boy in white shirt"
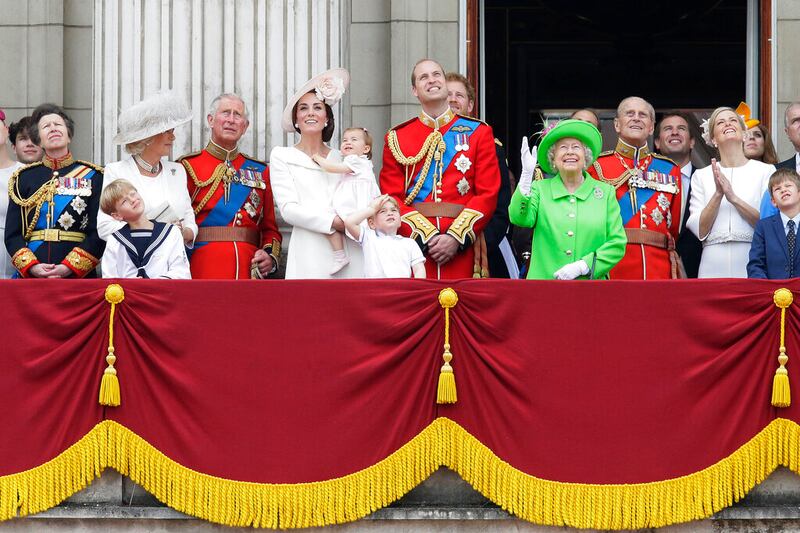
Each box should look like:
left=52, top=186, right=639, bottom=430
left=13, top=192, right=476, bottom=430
left=100, top=179, right=191, bottom=279
left=344, top=194, right=425, bottom=278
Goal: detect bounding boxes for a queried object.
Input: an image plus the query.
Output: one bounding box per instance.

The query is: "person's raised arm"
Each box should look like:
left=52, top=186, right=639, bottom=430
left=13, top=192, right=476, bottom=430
left=311, top=153, right=351, bottom=174
left=344, top=194, right=389, bottom=242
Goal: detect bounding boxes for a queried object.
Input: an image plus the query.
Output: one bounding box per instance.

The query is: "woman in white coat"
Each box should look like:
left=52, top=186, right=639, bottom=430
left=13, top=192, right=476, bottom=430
left=686, top=106, right=775, bottom=278
left=97, top=91, right=197, bottom=246
left=270, top=68, right=365, bottom=279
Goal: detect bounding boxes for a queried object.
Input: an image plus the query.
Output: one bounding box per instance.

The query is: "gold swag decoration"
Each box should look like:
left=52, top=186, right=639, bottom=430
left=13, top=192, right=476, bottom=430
left=182, top=161, right=233, bottom=214
left=7, top=166, right=58, bottom=240
left=437, top=288, right=459, bottom=404
left=99, top=284, right=125, bottom=407
left=771, top=288, right=794, bottom=408
left=387, top=129, right=445, bottom=205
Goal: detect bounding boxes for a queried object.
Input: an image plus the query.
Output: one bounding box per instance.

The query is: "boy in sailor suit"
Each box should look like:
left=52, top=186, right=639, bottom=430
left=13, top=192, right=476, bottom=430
left=100, top=180, right=190, bottom=279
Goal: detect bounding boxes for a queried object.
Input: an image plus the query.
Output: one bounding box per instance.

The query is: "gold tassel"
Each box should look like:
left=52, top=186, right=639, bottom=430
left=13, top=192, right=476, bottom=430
left=437, top=288, right=459, bottom=404
left=771, top=288, right=794, bottom=408
left=99, top=284, right=125, bottom=407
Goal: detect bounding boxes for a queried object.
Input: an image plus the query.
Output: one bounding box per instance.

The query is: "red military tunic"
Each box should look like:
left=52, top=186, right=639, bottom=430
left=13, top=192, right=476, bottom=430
left=588, top=140, right=683, bottom=279
left=179, top=142, right=281, bottom=279
left=379, top=108, right=500, bottom=279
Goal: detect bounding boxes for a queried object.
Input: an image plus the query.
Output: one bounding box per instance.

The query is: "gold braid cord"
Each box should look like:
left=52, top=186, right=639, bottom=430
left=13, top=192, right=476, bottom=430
left=437, top=288, right=459, bottom=404
left=182, top=161, right=230, bottom=215
left=387, top=130, right=445, bottom=205
left=8, top=170, right=59, bottom=240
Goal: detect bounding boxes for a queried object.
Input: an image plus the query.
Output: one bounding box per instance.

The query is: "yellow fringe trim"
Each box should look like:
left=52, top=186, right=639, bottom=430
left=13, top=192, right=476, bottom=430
left=3, top=417, right=800, bottom=529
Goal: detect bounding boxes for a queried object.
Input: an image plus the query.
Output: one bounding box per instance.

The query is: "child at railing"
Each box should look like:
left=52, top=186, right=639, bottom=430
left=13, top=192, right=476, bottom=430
left=312, top=127, right=380, bottom=274
left=99, top=179, right=191, bottom=279
left=343, top=194, right=426, bottom=278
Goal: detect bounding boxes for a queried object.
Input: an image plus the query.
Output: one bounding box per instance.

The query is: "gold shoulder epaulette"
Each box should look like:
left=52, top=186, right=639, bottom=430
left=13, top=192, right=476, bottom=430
left=240, top=152, right=267, bottom=166
left=176, top=150, right=203, bottom=163
left=455, top=113, right=491, bottom=128
left=75, top=160, right=104, bottom=173
left=651, top=153, right=679, bottom=167
left=494, top=138, right=503, bottom=147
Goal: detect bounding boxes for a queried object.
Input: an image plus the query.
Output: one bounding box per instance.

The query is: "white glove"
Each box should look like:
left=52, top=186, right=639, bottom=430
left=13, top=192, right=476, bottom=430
left=553, top=260, right=589, bottom=280
left=518, top=136, right=537, bottom=196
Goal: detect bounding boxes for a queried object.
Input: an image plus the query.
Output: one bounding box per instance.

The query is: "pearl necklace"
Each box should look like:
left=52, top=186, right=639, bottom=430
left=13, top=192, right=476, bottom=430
left=134, top=155, right=161, bottom=174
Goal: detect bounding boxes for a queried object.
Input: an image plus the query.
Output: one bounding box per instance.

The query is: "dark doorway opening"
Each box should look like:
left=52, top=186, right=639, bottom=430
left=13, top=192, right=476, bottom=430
left=483, top=0, right=750, bottom=177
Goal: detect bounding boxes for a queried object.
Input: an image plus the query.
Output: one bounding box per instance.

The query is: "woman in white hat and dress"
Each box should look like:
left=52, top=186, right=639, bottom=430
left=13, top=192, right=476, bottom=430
left=269, top=68, right=367, bottom=279
left=97, top=91, right=198, bottom=246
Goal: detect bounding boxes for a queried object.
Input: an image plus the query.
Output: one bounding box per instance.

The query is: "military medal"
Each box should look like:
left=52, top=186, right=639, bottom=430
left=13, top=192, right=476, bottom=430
left=454, top=133, right=470, bottom=152
left=456, top=177, right=470, bottom=196
left=455, top=153, right=472, bottom=174
left=249, top=189, right=261, bottom=210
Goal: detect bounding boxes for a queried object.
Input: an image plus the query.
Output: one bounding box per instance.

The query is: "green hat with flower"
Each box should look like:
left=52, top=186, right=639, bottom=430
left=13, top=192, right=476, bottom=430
left=536, top=119, right=602, bottom=174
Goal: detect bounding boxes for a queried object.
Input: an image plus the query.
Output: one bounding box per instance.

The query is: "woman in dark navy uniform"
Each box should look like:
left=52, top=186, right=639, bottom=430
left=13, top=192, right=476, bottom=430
left=5, top=104, right=104, bottom=278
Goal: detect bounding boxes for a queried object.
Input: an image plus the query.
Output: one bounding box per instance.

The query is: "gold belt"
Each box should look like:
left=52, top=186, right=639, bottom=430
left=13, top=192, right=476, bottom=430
left=29, top=229, right=86, bottom=242
left=197, top=226, right=260, bottom=247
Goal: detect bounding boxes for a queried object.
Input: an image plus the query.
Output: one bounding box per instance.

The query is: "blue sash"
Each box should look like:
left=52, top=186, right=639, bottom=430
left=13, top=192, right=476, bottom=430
left=405, top=117, right=480, bottom=201
left=618, top=158, right=672, bottom=226
left=201, top=160, right=266, bottom=228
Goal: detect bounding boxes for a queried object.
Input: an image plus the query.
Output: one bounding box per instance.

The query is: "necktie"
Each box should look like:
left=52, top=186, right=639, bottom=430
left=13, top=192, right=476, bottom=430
left=788, top=220, right=796, bottom=277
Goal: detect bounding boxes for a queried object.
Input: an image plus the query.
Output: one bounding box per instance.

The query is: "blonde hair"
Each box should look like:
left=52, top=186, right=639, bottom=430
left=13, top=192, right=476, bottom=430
left=100, top=179, right=137, bottom=215
left=343, top=127, right=374, bottom=160
left=706, top=106, right=746, bottom=146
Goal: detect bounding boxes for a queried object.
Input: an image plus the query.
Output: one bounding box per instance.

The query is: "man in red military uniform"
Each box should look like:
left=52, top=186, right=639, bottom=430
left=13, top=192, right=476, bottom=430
left=587, top=96, right=683, bottom=279
left=379, top=59, right=500, bottom=279
left=179, top=94, right=281, bottom=279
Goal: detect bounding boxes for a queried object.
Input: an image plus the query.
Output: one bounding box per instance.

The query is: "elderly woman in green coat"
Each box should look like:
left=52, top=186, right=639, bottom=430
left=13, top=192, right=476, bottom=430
left=510, top=119, right=626, bottom=279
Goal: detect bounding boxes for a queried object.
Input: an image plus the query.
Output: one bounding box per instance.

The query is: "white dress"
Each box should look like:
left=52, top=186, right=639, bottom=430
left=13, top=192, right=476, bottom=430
left=0, top=162, right=24, bottom=278
left=269, top=146, right=364, bottom=279
left=686, top=159, right=775, bottom=278
left=97, top=157, right=198, bottom=244
left=331, top=155, right=381, bottom=218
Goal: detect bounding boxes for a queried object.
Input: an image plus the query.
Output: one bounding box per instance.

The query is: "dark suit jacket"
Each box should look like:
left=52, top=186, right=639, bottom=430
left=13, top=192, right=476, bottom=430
left=485, top=142, right=512, bottom=278
left=777, top=154, right=797, bottom=171
left=676, top=164, right=702, bottom=278
left=747, top=214, right=800, bottom=279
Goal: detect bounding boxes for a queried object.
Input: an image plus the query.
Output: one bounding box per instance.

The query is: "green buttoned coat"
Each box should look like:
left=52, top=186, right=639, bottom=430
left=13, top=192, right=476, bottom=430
left=509, top=175, right=627, bottom=280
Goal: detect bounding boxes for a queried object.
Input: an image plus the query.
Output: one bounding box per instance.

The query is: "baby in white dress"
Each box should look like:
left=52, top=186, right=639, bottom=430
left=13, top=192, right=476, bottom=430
left=312, top=127, right=380, bottom=274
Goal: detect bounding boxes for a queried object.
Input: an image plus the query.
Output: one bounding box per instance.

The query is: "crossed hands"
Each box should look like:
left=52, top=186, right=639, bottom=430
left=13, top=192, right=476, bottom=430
left=28, top=263, right=72, bottom=278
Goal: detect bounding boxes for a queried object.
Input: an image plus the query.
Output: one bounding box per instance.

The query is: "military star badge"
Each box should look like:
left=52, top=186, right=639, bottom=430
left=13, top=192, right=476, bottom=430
left=58, top=212, right=75, bottom=230
left=454, top=153, right=472, bottom=174
left=70, top=196, right=87, bottom=214
left=457, top=177, right=470, bottom=196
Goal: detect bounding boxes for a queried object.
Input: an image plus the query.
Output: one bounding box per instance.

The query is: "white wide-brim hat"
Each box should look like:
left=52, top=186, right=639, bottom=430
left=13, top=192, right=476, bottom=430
left=281, top=68, right=350, bottom=133
left=113, top=90, right=192, bottom=145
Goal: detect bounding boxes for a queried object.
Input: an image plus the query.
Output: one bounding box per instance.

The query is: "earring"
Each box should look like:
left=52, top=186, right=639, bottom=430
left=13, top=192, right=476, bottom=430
left=324, top=122, right=329, bottom=127
left=294, top=123, right=299, bottom=128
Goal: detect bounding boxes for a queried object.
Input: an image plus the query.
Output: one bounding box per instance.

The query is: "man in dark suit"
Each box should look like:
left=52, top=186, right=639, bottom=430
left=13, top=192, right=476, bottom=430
left=748, top=168, right=800, bottom=279
left=445, top=72, right=516, bottom=277
left=777, top=102, right=800, bottom=173
left=655, top=111, right=701, bottom=277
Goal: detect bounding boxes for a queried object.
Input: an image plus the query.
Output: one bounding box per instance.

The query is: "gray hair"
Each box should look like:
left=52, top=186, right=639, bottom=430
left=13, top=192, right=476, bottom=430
left=547, top=143, right=594, bottom=172
left=617, top=96, right=655, bottom=122
left=207, top=93, right=249, bottom=121
left=785, top=102, right=800, bottom=127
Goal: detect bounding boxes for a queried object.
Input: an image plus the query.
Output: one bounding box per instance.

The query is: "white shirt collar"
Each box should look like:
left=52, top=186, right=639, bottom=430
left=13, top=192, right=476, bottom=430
left=680, top=161, right=693, bottom=179
left=779, top=211, right=800, bottom=232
